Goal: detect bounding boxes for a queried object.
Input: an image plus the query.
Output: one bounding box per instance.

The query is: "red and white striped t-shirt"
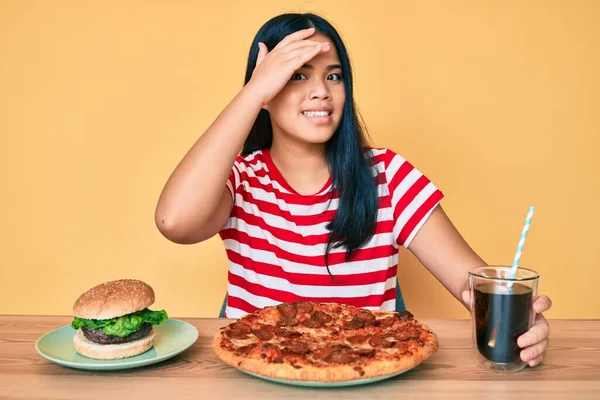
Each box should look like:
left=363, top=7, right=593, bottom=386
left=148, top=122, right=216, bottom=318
left=219, top=147, right=444, bottom=318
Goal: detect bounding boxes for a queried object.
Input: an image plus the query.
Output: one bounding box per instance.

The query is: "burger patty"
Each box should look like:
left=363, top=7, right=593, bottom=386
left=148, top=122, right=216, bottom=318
left=81, top=322, right=153, bottom=344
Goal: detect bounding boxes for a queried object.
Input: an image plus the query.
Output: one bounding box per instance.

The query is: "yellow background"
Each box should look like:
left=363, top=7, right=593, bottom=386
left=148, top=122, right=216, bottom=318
left=1, top=0, right=598, bottom=319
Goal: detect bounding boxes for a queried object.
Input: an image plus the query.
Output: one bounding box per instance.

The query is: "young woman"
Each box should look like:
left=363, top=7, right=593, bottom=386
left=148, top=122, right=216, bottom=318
left=155, top=13, right=551, bottom=367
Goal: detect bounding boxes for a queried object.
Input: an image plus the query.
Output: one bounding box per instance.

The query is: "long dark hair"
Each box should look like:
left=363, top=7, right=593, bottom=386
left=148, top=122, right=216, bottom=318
left=242, top=13, right=378, bottom=276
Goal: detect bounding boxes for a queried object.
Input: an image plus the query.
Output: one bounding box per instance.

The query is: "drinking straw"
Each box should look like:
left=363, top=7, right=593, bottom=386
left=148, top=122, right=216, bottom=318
left=507, top=206, right=535, bottom=287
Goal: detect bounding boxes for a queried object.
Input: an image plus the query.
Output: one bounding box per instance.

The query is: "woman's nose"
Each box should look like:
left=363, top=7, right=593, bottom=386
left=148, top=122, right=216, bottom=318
left=308, top=80, right=331, bottom=100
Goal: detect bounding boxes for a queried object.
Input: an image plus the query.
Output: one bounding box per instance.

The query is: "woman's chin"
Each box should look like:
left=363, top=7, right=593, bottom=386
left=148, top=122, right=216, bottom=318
left=297, top=133, right=336, bottom=145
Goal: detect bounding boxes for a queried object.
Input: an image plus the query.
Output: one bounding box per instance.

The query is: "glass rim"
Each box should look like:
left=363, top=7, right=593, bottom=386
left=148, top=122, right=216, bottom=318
left=468, top=265, right=539, bottom=282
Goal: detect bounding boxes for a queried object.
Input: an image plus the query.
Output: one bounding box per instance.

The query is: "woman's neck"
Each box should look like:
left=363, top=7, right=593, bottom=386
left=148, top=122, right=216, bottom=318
left=269, top=137, right=330, bottom=196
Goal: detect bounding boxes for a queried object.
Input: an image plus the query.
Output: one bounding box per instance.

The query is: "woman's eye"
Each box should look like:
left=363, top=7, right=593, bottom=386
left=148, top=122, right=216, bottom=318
left=291, top=72, right=342, bottom=81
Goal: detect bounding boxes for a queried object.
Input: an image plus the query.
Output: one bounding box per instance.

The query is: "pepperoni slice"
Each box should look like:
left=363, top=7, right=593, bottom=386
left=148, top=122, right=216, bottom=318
left=356, top=348, right=375, bottom=357
left=312, top=311, right=333, bottom=323
left=281, top=348, right=300, bottom=358
left=252, top=328, right=274, bottom=341
left=354, top=309, right=375, bottom=322
left=236, top=343, right=257, bottom=355
left=277, top=317, right=299, bottom=327
left=364, top=319, right=381, bottom=327
left=225, top=329, right=249, bottom=340
left=276, top=329, right=302, bottom=338
left=343, top=318, right=365, bottom=330
left=294, top=301, right=313, bottom=313
left=230, top=321, right=252, bottom=334
left=276, top=303, right=297, bottom=318
left=260, top=343, right=283, bottom=359
left=312, top=347, right=335, bottom=360
left=302, top=318, right=323, bottom=328
left=325, top=351, right=356, bottom=364
left=395, top=310, right=414, bottom=320
left=331, top=344, right=352, bottom=352
left=346, top=334, right=370, bottom=344
left=369, top=334, right=393, bottom=348
left=379, top=317, right=396, bottom=328
left=261, top=325, right=277, bottom=334
left=395, top=329, right=421, bottom=341
left=281, top=339, right=309, bottom=354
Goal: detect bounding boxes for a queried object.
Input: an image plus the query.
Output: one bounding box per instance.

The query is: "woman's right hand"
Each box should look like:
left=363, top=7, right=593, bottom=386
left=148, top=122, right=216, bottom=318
left=246, top=27, right=331, bottom=106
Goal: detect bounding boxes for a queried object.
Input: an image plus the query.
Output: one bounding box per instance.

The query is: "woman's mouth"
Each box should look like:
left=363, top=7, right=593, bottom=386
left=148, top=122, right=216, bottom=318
left=302, top=111, right=333, bottom=124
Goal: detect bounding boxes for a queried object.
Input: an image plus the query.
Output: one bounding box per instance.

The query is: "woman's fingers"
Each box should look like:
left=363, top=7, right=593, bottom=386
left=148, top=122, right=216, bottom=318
left=283, top=43, right=330, bottom=62
left=278, top=39, right=330, bottom=55
left=255, top=42, right=268, bottom=67
left=273, top=27, right=316, bottom=51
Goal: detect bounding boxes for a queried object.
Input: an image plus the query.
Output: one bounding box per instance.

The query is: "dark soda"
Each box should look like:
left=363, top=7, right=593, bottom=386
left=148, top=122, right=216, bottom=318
left=474, top=282, right=533, bottom=363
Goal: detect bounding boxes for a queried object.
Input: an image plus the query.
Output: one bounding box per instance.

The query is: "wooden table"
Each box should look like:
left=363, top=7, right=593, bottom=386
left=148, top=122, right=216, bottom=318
left=0, top=316, right=598, bottom=399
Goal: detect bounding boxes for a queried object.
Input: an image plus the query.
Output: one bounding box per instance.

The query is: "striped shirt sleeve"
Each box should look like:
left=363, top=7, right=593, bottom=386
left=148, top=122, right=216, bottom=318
left=383, top=149, right=444, bottom=248
left=226, top=156, right=243, bottom=204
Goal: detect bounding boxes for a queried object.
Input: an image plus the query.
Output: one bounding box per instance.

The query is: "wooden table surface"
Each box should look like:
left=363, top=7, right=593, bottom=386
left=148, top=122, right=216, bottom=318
left=0, top=316, right=599, bottom=399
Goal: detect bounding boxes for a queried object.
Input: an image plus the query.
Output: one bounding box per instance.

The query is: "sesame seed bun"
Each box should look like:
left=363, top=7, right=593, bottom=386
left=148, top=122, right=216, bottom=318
left=73, top=279, right=155, bottom=320
left=73, top=329, right=155, bottom=359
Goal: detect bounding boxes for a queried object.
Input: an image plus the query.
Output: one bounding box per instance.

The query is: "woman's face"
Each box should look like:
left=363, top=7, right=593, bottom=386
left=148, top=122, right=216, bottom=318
left=265, top=33, right=345, bottom=147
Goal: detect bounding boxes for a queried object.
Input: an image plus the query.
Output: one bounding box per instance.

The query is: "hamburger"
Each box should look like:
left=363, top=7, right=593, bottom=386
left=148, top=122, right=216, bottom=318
left=71, top=279, right=168, bottom=360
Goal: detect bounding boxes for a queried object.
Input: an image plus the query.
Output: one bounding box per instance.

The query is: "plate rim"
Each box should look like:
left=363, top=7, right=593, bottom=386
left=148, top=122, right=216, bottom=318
left=35, top=318, right=199, bottom=370
left=239, top=363, right=418, bottom=387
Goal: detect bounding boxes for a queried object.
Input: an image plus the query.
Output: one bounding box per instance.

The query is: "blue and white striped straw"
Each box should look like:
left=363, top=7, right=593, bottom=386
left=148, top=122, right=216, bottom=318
left=508, top=206, right=535, bottom=281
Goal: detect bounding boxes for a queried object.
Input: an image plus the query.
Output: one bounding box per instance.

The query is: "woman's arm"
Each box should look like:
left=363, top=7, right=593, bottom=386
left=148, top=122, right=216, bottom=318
left=155, top=28, right=330, bottom=245
left=155, top=86, right=263, bottom=244
left=407, top=205, right=487, bottom=308
left=408, top=205, right=552, bottom=367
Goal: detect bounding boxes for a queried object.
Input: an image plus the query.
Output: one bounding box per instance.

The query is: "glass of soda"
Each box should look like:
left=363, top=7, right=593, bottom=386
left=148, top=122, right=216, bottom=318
left=468, top=266, right=539, bottom=372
